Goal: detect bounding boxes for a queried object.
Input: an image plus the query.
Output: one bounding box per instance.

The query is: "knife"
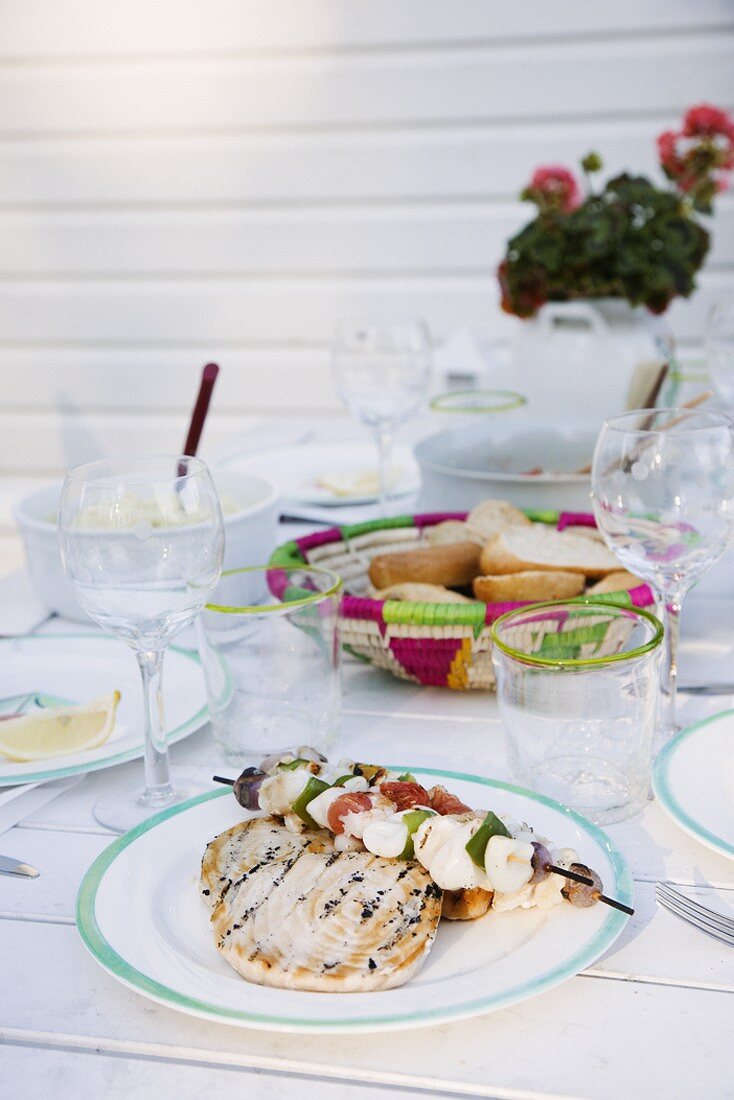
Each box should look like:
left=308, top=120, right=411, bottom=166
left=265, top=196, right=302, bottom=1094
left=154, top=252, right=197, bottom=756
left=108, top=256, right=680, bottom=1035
left=0, top=853, right=39, bottom=877
left=678, top=684, right=734, bottom=696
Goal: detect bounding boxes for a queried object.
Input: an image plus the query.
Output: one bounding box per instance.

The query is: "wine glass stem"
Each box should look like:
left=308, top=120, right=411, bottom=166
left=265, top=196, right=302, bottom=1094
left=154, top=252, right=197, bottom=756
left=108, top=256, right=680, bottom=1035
left=137, top=649, right=175, bottom=807
left=659, top=593, right=682, bottom=735
left=376, top=428, right=392, bottom=515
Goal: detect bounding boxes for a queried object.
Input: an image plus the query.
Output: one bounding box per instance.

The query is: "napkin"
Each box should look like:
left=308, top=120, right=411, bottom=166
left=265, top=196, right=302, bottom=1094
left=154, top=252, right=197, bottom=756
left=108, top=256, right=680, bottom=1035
left=0, top=775, right=82, bottom=837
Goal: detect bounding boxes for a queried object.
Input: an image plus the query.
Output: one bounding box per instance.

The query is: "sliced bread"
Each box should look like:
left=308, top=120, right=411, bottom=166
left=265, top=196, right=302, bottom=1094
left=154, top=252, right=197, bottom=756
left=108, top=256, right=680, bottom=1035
left=473, top=570, right=585, bottom=603
left=368, top=582, right=474, bottom=604
left=466, top=499, right=532, bottom=540
left=561, top=525, right=606, bottom=544
left=479, top=527, right=620, bottom=579
left=587, top=570, right=644, bottom=594
left=368, top=542, right=481, bottom=589
left=425, top=520, right=484, bottom=547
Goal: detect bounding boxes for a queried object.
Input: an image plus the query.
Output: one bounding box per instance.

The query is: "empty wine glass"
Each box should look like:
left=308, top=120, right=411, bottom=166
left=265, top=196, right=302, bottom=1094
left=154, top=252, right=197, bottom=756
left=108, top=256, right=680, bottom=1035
left=706, top=296, right=734, bottom=408
left=591, top=409, right=734, bottom=743
left=332, top=320, right=431, bottom=513
left=58, top=456, right=224, bottom=832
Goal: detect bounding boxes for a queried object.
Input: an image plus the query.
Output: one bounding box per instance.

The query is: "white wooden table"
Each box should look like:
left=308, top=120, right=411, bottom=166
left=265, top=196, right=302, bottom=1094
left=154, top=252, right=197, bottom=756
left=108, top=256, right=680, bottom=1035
left=1, top=566, right=733, bottom=1098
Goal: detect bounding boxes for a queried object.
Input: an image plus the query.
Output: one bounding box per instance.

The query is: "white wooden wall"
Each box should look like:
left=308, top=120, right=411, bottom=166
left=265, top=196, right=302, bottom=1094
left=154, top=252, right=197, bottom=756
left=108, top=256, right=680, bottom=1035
left=1, top=0, right=733, bottom=566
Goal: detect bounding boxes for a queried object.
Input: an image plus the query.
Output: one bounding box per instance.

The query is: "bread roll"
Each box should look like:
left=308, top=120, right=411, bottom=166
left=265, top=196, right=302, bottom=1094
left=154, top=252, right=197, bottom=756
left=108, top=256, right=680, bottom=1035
left=479, top=527, right=619, bottom=580
left=473, top=570, right=585, bottom=603
left=587, top=570, right=644, bottom=594
left=466, top=499, right=532, bottom=540
left=425, top=520, right=484, bottom=547
left=368, top=542, right=481, bottom=590
left=561, top=524, right=606, bottom=544
left=368, top=582, right=474, bottom=604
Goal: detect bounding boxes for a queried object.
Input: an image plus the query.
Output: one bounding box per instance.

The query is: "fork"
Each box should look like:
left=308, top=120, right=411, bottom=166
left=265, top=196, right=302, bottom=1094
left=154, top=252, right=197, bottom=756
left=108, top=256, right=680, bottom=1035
left=656, top=883, right=734, bottom=947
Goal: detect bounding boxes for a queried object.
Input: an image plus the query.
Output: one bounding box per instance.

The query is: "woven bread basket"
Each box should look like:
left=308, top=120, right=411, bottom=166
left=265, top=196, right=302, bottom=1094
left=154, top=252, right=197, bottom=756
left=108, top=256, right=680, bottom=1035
left=270, top=510, right=654, bottom=691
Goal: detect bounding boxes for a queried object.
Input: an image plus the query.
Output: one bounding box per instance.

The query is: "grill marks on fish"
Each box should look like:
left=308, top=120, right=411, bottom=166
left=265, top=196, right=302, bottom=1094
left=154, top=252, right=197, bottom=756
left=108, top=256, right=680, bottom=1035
left=200, top=816, right=336, bottom=910
left=207, top=818, right=442, bottom=992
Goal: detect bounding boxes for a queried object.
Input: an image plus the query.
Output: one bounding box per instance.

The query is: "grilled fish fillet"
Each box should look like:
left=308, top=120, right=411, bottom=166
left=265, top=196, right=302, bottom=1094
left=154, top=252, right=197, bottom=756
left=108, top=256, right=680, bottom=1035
left=209, top=822, right=443, bottom=992
left=200, top=816, right=335, bottom=909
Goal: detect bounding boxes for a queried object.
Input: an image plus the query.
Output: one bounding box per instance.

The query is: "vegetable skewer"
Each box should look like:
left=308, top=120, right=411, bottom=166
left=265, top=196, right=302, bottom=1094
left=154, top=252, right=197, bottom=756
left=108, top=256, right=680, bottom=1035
left=212, top=763, right=634, bottom=917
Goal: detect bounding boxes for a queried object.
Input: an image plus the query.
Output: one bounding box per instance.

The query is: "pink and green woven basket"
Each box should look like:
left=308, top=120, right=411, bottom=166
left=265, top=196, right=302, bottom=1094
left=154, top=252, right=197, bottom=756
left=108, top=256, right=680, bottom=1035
left=270, top=510, right=654, bottom=691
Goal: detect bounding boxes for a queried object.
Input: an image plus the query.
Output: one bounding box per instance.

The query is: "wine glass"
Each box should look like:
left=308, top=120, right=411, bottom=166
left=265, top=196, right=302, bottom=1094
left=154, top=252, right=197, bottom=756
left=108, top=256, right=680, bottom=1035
left=591, top=409, right=734, bottom=743
left=706, top=296, right=734, bottom=408
left=331, top=320, right=431, bottom=513
left=58, top=456, right=224, bottom=832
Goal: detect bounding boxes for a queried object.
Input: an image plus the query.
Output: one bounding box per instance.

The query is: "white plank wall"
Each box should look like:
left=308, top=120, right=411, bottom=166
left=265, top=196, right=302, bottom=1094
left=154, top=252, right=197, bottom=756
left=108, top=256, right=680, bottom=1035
left=0, top=0, right=733, bottom=567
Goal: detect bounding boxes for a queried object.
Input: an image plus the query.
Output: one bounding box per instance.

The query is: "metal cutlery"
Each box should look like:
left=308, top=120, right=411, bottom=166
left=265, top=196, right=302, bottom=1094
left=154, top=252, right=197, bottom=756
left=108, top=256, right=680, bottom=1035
left=656, top=883, right=734, bottom=947
left=678, top=683, right=734, bottom=696
left=0, top=853, right=39, bottom=878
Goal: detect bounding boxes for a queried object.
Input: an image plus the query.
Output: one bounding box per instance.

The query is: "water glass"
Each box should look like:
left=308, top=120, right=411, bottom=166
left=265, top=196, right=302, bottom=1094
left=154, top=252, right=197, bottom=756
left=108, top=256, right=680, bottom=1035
left=198, top=566, right=342, bottom=766
left=58, top=455, right=224, bottom=832
left=591, top=408, right=734, bottom=740
left=491, top=600, right=663, bottom=824
left=332, top=320, right=431, bottom=513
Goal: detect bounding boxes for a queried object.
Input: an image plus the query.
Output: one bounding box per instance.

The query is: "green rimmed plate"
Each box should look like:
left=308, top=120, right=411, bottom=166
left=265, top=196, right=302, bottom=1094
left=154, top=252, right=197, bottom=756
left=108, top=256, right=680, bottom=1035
left=0, top=634, right=207, bottom=786
left=77, top=769, right=633, bottom=1034
left=653, top=710, right=734, bottom=861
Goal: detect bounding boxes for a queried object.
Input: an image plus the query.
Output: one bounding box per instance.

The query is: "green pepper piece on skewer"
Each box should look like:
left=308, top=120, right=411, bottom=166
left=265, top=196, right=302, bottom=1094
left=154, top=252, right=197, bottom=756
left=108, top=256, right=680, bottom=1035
left=397, top=808, right=435, bottom=860
left=291, top=776, right=330, bottom=829
left=278, top=758, right=310, bottom=771
left=333, top=773, right=356, bottom=787
left=465, top=811, right=511, bottom=869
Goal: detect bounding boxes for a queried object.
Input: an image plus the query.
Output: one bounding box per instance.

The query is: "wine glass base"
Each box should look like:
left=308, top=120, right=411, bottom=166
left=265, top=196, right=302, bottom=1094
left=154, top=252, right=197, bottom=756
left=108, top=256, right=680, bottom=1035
left=93, top=766, right=214, bottom=834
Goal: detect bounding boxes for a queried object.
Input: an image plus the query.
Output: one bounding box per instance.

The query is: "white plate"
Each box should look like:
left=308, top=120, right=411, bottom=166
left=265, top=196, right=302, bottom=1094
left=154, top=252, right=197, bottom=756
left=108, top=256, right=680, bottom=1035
left=653, top=710, right=734, bottom=861
left=77, top=769, right=632, bottom=1033
left=415, top=424, right=596, bottom=513
left=219, top=441, right=420, bottom=507
left=0, top=634, right=207, bottom=786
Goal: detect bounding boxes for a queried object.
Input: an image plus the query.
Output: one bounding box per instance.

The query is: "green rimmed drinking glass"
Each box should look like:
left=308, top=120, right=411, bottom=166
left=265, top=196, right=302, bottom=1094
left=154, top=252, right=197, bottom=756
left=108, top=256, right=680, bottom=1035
left=430, top=388, right=527, bottom=417
left=490, top=599, right=663, bottom=824
left=197, top=565, right=343, bottom=767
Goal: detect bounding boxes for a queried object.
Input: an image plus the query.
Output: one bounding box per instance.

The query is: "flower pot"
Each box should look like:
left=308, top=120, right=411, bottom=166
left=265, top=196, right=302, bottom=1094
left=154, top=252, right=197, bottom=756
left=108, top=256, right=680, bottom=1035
left=510, top=299, right=673, bottom=426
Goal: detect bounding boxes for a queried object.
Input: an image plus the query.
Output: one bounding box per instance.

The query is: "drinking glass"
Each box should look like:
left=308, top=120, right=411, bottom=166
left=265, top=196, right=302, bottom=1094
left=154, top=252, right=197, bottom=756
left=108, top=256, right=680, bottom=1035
left=706, top=296, right=734, bottom=408
left=332, top=320, right=431, bottom=513
left=591, top=409, right=734, bottom=741
left=429, top=388, right=527, bottom=424
left=491, top=600, right=663, bottom=824
left=58, top=456, right=224, bottom=832
left=197, top=565, right=342, bottom=766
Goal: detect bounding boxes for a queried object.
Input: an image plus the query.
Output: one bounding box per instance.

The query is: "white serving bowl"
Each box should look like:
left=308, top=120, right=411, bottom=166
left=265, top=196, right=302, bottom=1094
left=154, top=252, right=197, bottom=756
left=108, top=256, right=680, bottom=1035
left=13, top=470, right=280, bottom=623
left=415, top=423, right=596, bottom=513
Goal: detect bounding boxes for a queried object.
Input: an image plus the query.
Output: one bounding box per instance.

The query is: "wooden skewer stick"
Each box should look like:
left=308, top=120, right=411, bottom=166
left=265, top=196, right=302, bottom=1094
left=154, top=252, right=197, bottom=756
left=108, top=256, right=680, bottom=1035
left=209, top=777, right=634, bottom=913
left=594, top=892, right=635, bottom=916
left=547, top=864, right=595, bottom=886
left=574, top=389, right=715, bottom=476
left=655, top=389, right=715, bottom=431
left=512, top=861, right=633, bottom=912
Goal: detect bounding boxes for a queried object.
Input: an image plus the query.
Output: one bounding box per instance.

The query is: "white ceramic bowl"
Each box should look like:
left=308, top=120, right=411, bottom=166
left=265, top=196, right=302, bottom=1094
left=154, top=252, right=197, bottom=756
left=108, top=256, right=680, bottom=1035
left=13, top=470, right=280, bottom=623
left=415, top=423, right=596, bottom=513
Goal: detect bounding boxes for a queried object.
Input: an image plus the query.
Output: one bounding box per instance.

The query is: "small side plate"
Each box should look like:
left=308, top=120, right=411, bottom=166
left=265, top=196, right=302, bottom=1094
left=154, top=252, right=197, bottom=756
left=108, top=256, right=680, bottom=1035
left=653, top=709, right=734, bottom=861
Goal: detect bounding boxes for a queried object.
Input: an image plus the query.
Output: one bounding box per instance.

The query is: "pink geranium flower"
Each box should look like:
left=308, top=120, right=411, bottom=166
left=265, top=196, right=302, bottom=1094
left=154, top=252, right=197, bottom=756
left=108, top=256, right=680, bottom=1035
left=657, top=130, right=683, bottom=175
left=657, top=104, right=734, bottom=202
left=525, top=165, right=581, bottom=213
left=682, top=104, right=734, bottom=141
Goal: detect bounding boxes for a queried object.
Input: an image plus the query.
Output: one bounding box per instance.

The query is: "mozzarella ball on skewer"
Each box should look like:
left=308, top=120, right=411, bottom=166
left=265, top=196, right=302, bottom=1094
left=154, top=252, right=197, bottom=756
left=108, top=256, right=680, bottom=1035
left=484, top=835, right=534, bottom=894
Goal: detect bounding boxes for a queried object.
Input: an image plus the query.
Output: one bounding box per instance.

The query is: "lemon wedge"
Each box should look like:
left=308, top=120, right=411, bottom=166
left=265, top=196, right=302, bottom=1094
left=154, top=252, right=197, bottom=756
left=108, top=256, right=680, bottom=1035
left=0, top=691, right=121, bottom=762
